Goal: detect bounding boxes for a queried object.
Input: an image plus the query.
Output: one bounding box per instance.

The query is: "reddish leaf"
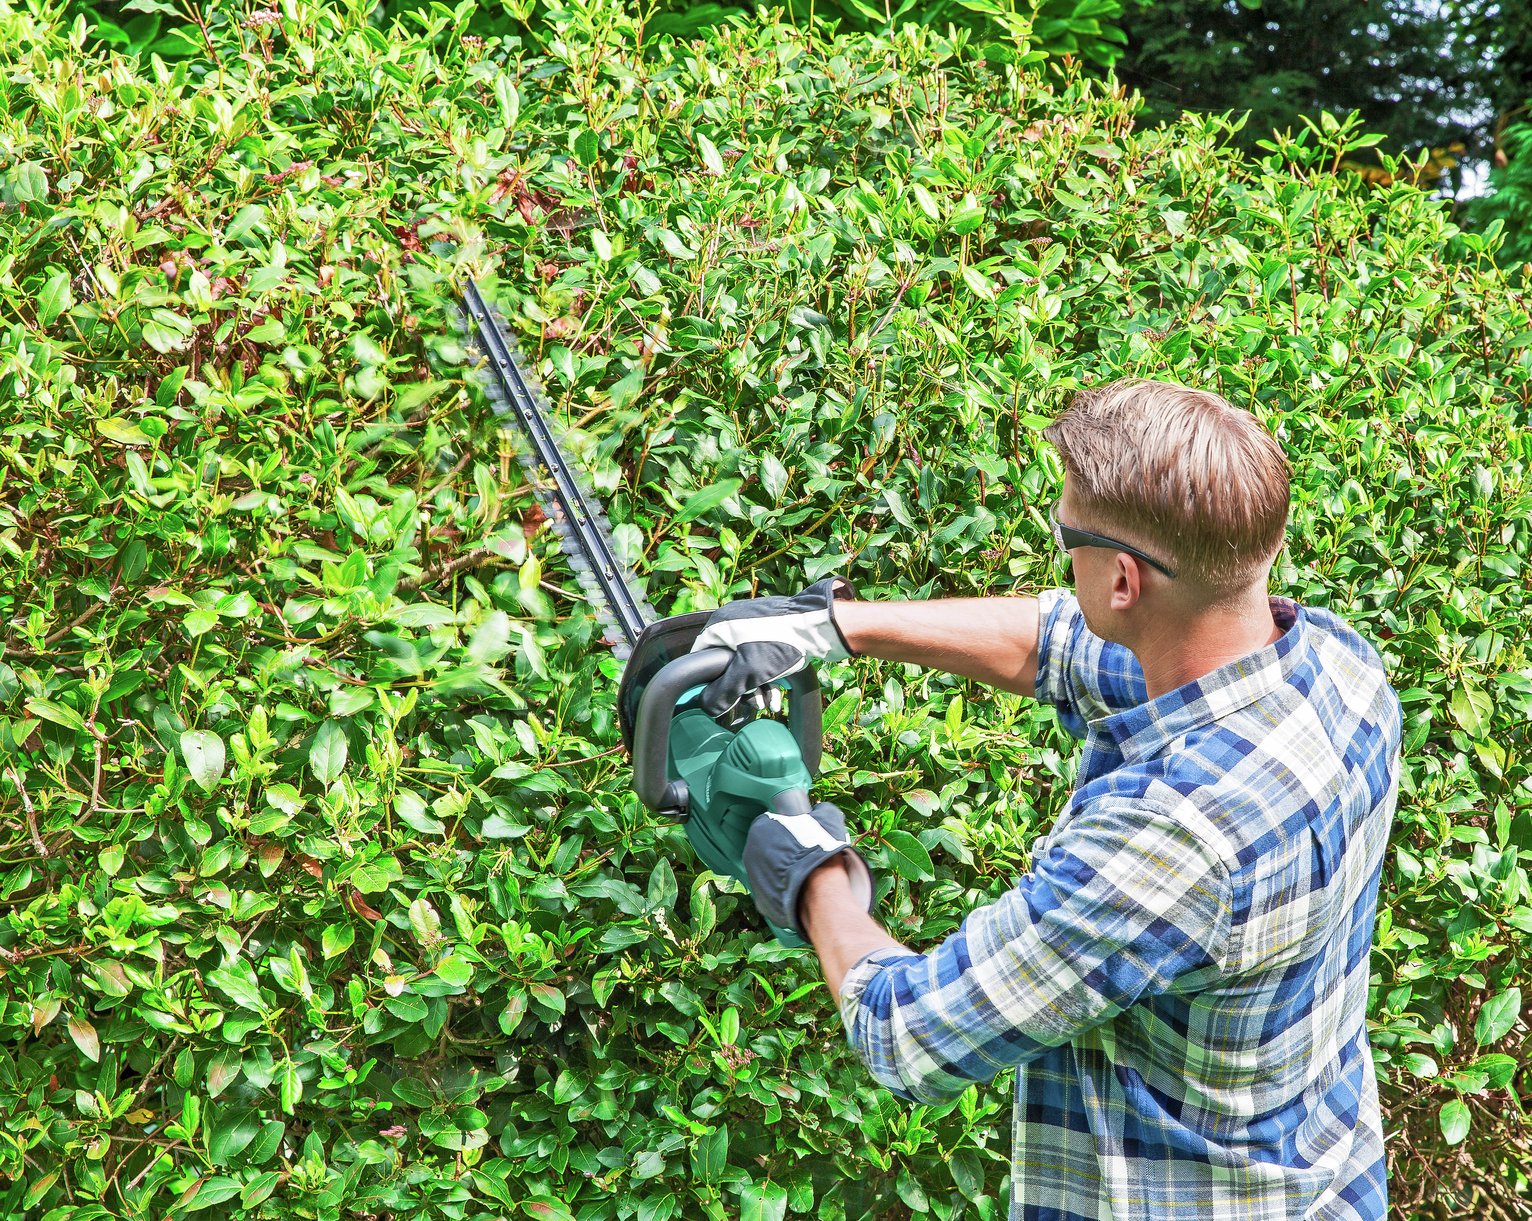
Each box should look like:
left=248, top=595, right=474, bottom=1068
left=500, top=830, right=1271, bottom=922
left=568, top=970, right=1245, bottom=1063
left=347, top=889, right=384, bottom=921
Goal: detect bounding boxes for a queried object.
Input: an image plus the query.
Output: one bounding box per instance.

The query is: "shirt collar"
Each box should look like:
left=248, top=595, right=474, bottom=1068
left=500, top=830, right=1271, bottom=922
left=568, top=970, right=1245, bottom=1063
left=1092, top=598, right=1306, bottom=764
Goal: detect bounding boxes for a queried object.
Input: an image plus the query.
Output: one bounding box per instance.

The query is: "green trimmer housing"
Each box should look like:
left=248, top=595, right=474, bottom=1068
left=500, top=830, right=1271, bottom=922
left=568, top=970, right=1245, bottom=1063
left=617, top=611, right=824, bottom=948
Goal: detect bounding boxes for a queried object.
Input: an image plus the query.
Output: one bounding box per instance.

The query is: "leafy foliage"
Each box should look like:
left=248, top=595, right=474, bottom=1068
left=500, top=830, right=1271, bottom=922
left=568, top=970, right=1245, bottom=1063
left=1, top=2, right=1531, bottom=1220
left=1463, top=113, right=1532, bottom=270
left=383, top=0, right=1128, bottom=72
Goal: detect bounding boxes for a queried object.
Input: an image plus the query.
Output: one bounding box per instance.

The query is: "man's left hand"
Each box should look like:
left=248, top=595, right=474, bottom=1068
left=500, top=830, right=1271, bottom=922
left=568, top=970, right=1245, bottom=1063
left=743, top=801, right=875, bottom=939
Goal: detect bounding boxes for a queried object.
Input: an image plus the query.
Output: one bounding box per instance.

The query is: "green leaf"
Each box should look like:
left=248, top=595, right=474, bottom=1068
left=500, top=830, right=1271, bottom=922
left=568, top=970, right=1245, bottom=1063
left=494, top=74, right=520, bottom=129
left=1472, top=1053, right=1519, bottom=1090
left=408, top=897, right=441, bottom=944
left=155, top=366, right=185, bottom=404
left=25, top=697, right=86, bottom=733
left=245, top=1120, right=284, bottom=1166
left=246, top=318, right=285, bottom=344
left=265, top=783, right=303, bottom=815
left=528, top=982, right=565, bottom=1018
left=521, top=1197, right=577, bottom=1221
left=207, top=957, right=266, bottom=1013
left=143, top=311, right=193, bottom=354
left=637, top=1192, right=678, bottom=1221
left=207, top=1106, right=262, bottom=1166
left=1401, top=1052, right=1438, bottom=1079
left=692, top=1123, right=728, bottom=1183
left=698, top=132, right=725, bottom=175
left=896, top=1167, right=929, bottom=1212
left=322, top=923, right=355, bottom=959
left=38, top=271, right=73, bottom=326
left=911, top=182, right=941, bottom=221
left=902, top=789, right=941, bottom=818
left=393, top=1077, right=434, bottom=1107
left=12, top=161, right=48, bottom=202
left=675, top=478, right=742, bottom=524
left=608, top=366, right=645, bottom=412
left=655, top=227, right=696, bottom=260
left=630, top=262, right=663, bottom=294
left=241, top=1171, right=281, bottom=1208
left=180, top=730, right=226, bottom=792
left=186, top=1176, right=243, bottom=1210
left=949, top=192, right=986, bottom=235
left=962, top=264, right=995, bottom=299
left=350, top=853, right=402, bottom=894
left=393, top=788, right=444, bottom=835
left=67, top=1015, right=100, bottom=1063
left=948, top=1147, right=983, bottom=1200
left=467, top=610, right=513, bottom=663
left=882, top=828, right=935, bottom=881
left=471, top=1168, right=517, bottom=1208
left=739, top=1179, right=788, bottom=1221
left=279, top=1058, right=301, bottom=1113
left=434, top=954, right=474, bottom=987
left=1474, top=987, right=1521, bottom=1046
left=648, top=858, right=678, bottom=910
left=183, top=607, right=219, bottom=637
left=1450, top=683, right=1492, bottom=737
left=206, top=1048, right=241, bottom=1098
left=309, top=721, right=348, bottom=785
left=24, top=1171, right=59, bottom=1210
left=553, top=1067, right=587, bottom=1105
left=1438, top=1098, right=1471, bottom=1145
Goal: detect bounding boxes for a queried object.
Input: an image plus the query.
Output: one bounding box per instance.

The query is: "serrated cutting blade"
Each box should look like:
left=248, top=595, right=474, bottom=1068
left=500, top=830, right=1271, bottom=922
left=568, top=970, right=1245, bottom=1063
left=456, top=277, right=655, bottom=660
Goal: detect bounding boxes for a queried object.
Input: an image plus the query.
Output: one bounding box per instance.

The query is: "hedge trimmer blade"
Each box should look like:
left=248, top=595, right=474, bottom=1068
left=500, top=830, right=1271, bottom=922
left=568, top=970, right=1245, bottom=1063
left=455, top=277, right=654, bottom=659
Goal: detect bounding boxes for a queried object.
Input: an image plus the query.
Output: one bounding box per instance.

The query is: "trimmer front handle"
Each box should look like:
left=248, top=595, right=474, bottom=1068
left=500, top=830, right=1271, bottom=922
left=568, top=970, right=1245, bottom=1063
left=629, top=646, right=822, bottom=814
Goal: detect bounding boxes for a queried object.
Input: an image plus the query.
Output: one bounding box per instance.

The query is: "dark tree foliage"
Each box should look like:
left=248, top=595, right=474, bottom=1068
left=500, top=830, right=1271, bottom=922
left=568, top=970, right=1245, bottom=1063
left=1113, top=0, right=1506, bottom=193
left=1469, top=0, right=1532, bottom=134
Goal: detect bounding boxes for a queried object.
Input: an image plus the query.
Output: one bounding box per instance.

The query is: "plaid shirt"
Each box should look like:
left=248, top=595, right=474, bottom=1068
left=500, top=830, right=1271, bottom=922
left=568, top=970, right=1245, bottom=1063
left=838, top=589, right=1401, bottom=1220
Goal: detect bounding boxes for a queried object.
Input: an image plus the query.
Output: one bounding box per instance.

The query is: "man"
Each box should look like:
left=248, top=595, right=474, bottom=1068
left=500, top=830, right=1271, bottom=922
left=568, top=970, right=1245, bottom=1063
left=689, top=379, right=1401, bottom=1220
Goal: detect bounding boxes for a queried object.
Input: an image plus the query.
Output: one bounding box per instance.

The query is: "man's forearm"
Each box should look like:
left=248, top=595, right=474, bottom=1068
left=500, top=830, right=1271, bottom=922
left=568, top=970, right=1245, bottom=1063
left=800, top=856, right=912, bottom=1001
left=832, top=596, right=1040, bottom=698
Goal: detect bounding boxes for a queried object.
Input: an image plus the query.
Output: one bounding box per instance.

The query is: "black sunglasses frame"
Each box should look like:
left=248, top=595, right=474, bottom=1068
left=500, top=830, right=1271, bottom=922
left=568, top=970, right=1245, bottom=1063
left=1048, top=505, right=1178, bottom=580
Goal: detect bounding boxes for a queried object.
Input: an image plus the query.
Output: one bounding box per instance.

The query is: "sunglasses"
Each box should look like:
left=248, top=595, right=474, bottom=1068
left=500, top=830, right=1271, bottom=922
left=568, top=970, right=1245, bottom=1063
left=1048, top=504, right=1178, bottom=579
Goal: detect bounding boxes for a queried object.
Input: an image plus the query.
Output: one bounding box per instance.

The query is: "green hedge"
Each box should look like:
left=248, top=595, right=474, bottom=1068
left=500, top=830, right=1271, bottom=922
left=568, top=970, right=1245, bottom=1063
left=1, top=1, right=1530, bottom=1218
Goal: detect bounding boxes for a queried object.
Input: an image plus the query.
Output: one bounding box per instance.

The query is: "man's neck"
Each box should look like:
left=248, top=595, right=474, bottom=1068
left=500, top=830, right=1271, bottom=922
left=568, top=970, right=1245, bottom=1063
left=1129, top=599, right=1284, bottom=701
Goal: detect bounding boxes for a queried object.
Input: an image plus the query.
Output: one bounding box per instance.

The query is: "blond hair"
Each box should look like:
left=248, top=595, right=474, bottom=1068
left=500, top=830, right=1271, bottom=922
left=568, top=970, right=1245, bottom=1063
left=1043, top=378, right=1291, bottom=595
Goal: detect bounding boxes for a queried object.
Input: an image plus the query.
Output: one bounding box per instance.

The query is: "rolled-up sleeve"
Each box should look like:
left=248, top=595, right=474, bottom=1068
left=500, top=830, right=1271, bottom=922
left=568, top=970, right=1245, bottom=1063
left=836, top=799, right=1233, bottom=1105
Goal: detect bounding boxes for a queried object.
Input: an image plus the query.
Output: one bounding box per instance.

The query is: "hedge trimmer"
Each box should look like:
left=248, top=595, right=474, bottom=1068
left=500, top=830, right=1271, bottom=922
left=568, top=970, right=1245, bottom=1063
left=454, top=278, right=824, bottom=947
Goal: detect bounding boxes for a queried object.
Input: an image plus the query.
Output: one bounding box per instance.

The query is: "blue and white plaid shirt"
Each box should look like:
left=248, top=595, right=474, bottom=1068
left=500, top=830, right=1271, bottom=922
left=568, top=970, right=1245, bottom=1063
left=838, top=589, right=1401, bottom=1220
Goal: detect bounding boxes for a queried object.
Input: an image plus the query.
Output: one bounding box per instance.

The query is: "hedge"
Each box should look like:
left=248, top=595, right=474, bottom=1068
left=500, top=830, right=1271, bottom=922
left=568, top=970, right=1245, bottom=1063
left=1, top=0, right=1530, bottom=1217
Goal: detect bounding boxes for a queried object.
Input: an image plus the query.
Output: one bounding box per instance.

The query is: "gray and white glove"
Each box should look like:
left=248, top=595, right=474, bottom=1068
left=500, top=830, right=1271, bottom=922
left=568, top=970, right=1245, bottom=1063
left=742, top=799, right=875, bottom=940
left=689, top=575, right=856, bottom=720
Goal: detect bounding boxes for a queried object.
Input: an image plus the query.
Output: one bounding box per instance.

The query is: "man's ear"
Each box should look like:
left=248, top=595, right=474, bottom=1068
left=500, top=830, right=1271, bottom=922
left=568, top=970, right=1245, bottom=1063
left=1108, top=553, right=1142, bottom=611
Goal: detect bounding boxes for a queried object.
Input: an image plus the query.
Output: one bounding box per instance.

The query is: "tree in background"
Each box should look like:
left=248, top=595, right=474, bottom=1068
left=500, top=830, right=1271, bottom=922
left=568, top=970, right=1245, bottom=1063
left=1112, top=0, right=1504, bottom=195
left=1460, top=2, right=1532, bottom=264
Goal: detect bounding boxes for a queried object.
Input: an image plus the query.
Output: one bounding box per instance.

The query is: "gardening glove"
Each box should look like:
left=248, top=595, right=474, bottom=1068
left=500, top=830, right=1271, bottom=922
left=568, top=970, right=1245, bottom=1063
left=689, top=575, right=857, bottom=721
left=742, top=799, right=875, bottom=944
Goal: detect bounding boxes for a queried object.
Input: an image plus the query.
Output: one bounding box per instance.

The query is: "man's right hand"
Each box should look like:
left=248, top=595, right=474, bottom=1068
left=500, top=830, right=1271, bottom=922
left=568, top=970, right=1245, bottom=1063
left=688, top=576, right=856, bottom=720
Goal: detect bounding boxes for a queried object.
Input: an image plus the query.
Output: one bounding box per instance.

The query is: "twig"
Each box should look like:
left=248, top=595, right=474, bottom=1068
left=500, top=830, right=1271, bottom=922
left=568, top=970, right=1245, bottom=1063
left=420, top=446, right=475, bottom=502
left=6, top=765, right=46, bottom=859
left=540, top=746, right=623, bottom=769
left=400, top=547, right=500, bottom=593
left=124, top=1039, right=182, bottom=1113
left=3, top=602, right=102, bottom=661
left=121, top=1138, right=184, bottom=1197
